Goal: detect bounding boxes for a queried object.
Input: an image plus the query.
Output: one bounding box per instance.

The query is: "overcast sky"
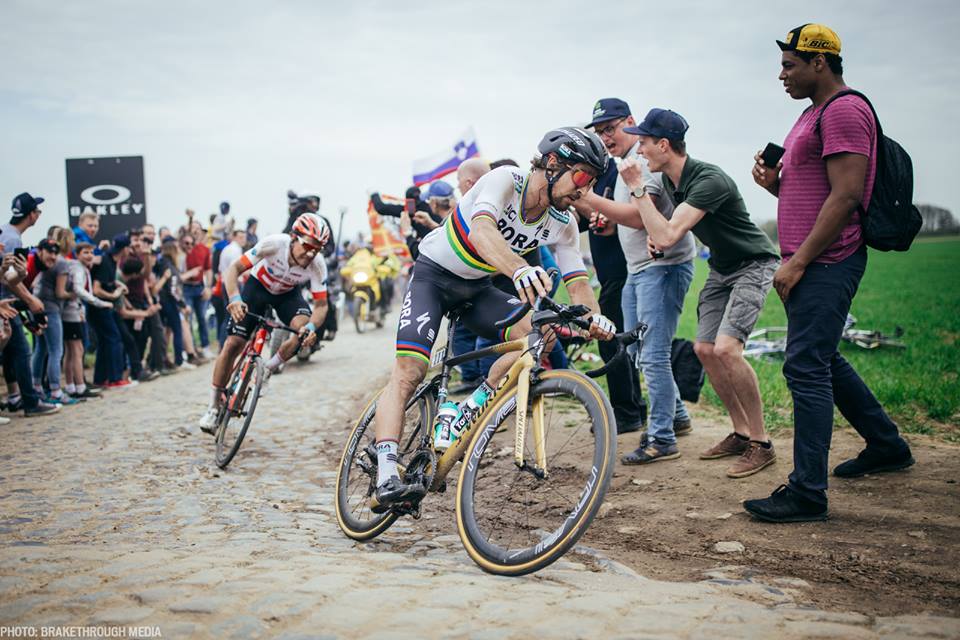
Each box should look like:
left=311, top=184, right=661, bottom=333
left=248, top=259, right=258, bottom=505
left=2, top=0, right=958, bottom=246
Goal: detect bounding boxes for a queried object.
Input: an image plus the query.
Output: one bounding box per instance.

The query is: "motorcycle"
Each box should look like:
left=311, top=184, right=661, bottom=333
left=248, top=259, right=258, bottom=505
left=340, top=248, right=385, bottom=334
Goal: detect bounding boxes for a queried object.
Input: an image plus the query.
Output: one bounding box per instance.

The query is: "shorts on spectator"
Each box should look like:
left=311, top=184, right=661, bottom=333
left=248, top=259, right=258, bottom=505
left=696, top=257, right=779, bottom=344
left=63, top=321, right=85, bottom=341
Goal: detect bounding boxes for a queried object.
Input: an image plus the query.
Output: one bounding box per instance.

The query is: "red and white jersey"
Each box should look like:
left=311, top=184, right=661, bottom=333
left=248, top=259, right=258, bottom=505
left=238, top=234, right=327, bottom=300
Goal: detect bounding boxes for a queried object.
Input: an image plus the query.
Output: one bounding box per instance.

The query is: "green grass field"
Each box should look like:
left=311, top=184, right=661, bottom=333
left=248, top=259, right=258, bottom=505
left=577, top=236, right=960, bottom=440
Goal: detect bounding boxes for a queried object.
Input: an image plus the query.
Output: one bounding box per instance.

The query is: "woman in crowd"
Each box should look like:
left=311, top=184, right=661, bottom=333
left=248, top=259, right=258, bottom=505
left=31, top=230, right=76, bottom=405
left=154, top=237, right=193, bottom=370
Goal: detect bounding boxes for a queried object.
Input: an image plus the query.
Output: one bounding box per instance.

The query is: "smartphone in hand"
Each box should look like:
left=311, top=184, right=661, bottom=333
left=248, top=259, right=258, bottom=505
left=13, top=247, right=29, bottom=260
left=760, top=142, right=786, bottom=168
left=404, top=198, right=416, bottom=215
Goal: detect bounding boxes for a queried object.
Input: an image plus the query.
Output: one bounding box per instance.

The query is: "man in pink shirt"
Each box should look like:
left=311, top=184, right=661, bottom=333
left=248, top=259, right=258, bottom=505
left=745, top=24, right=913, bottom=523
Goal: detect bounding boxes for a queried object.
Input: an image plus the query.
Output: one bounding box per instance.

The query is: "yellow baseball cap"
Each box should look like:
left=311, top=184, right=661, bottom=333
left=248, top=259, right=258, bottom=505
left=777, top=24, right=842, bottom=56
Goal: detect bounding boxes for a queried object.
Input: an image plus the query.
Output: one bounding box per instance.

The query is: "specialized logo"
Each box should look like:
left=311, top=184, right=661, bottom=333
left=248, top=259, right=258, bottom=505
left=558, top=128, right=586, bottom=146
left=416, top=311, right=431, bottom=335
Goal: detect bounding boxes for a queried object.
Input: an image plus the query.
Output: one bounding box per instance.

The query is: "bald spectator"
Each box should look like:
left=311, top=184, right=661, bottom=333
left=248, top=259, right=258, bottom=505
left=457, top=158, right=491, bottom=196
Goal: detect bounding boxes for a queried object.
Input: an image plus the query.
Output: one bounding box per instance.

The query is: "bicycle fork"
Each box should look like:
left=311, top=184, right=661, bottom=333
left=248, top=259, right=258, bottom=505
left=513, top=351, right=548, bottom=479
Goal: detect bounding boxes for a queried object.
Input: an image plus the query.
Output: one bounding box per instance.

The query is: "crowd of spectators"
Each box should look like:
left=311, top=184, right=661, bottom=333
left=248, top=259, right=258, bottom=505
left=0, top=200, right=258, bottom=424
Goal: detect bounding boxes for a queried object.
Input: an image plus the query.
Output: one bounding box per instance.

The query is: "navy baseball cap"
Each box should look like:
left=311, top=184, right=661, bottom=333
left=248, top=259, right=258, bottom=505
left=586, top=98, right=632, bottom=128
left=110, top=234, right=131, bottom=253
left=11, top=192, right=44, bottom=219
left=421, top=181, right=454, bottom=201
left=623, top=108, right=689, bottom=141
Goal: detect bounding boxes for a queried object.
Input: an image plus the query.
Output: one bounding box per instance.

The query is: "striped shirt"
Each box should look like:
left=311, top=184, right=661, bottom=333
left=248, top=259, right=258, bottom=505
left=778, top=91, right=877, bottom=263
left=417, top=166, right=588, bottom=285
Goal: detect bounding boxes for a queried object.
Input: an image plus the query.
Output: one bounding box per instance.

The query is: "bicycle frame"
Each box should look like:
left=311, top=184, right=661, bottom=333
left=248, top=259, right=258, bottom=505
left=227, top=323, right=271, bottom=413
left=412, top=320, right=550, bottom=491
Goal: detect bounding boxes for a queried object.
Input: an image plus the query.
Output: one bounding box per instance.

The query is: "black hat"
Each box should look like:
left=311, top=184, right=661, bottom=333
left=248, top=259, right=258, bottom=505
left=11, top=192, right=44, bottom=220
left=623, top=108, right=690, bottom=141
left=586, top=98, right=632, bottom=128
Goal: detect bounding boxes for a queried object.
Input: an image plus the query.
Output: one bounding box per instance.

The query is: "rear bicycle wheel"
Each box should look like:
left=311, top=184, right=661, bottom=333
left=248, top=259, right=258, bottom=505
left=456, top=370, right=615, bottom=576
left=335, top=386, right=436, bottom=540
left=214, top=357, right=264, bottom=469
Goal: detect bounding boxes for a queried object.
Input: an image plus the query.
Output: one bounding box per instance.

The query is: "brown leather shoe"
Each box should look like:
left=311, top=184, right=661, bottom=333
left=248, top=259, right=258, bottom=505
left=699, top=432, right=750, bottom=460
left=726, top=441, right=777, bottom=478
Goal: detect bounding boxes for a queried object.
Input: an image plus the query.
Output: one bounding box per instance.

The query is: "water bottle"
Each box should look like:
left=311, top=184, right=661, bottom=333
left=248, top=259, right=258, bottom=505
left=433, top=401, right=459, bottom=451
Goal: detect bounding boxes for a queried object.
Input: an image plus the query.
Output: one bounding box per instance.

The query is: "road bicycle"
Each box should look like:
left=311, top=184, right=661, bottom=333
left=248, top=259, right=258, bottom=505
left=335, top=295, right=644, bottom=576
left=213, top=311, right=302, bottom=469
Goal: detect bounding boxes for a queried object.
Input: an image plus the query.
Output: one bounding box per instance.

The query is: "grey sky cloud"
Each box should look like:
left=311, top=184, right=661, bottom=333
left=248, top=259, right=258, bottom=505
left=2, top=0, right=958, bottom=245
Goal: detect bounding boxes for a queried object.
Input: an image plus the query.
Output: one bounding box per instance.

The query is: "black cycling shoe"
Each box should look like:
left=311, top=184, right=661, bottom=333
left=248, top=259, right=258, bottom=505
left=371, top=476, right=427, bottom=514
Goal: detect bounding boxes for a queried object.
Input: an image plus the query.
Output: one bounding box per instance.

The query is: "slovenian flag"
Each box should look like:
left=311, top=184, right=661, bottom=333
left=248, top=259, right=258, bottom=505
left=411, top=127, right=480, bottom=186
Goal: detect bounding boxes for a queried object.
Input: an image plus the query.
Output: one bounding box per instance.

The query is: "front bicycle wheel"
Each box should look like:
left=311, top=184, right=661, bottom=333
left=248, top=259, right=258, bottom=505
left=335, top=386, right=435, bottom=540
left=214, top=357, right=264, bottom=469
left=456, top=369, right=615, bottom=576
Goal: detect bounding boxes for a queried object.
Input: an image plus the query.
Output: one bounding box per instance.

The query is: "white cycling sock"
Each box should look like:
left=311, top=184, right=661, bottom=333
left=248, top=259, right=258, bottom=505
left=210, top=385, right=221, bottom=408
left=265, top=353, right=284, bottom=373
left=376, top=440, right=399, bottom=486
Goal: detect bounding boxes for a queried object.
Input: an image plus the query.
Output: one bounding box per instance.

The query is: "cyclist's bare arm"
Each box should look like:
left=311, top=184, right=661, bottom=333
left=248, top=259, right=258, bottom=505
left=222, top=258, right=252, bottom=301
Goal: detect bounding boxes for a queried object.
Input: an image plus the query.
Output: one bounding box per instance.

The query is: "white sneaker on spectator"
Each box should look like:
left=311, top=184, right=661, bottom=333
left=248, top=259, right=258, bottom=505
left=179, top=361, right=197, bottom=371
left=0, top=416, right=10, bottom=425
left=198, top=406, right=219, bottom=435
left=200, top=347, right=214, bottom=359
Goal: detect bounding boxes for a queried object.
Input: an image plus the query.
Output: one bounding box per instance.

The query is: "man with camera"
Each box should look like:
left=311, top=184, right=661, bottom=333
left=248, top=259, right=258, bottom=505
left=0, top=192, right=60, bottom=416
left=619, top=109, right=781, bottom=479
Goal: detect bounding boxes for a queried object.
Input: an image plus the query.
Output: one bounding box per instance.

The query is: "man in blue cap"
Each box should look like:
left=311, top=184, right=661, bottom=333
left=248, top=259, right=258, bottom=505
left=0, top=192, right=60, bottom=416
left=579, top=98, right=697, bottom=456
left=620, top=109, right=782, bottom=479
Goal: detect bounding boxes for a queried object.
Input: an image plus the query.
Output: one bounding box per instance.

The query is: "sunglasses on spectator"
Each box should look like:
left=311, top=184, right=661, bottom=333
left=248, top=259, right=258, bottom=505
left=594, top=118, right=625, bottom=138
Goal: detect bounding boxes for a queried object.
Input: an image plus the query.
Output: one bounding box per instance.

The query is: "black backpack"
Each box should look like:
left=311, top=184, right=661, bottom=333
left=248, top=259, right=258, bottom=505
left=817, top=89, right=922, bottom=252
left=671, top=339, right=705, bottom=403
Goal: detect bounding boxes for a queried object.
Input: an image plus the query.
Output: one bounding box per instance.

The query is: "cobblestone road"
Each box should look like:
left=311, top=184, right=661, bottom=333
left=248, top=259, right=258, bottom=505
left=1, top=316, right=957, bottom=639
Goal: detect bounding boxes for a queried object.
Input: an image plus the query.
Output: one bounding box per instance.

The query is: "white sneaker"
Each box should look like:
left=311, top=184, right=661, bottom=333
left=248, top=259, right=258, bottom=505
left=200, top=347, right=214, bottom=359
left=179, top=361, right=197, bottom=371
left=198, top=406, right=219, bottom=435
left=0, top=416, right=10, bottom=425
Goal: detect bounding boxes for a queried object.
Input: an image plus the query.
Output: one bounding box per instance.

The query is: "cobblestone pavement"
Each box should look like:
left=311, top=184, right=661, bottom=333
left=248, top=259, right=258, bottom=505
left=1, top=316, right=958, bottom=639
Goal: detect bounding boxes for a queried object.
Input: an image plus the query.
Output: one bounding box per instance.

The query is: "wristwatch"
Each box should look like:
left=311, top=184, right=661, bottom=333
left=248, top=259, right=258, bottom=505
left=630, top=185, right=647, bottom=199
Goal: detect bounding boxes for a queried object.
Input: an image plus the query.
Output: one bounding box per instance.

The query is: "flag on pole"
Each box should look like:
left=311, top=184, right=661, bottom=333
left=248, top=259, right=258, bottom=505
left=368, top=196, right=412, bottom=261
left=411, top=127, right=480, bottom=186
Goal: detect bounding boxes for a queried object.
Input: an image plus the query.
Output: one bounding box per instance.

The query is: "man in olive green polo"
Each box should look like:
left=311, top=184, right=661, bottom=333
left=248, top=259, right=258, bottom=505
left=619, top=108, right=781, bottom=479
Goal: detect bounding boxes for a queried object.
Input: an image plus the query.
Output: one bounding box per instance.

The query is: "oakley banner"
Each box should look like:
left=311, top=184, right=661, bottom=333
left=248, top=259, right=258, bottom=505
left=66, top=156, right=147, bottom=240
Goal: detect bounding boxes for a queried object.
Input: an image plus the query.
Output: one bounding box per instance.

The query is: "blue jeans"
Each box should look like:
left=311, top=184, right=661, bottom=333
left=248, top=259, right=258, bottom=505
left=3, top=317, right=42, bottom=409
left=87, top=305, right=124, bottom=384
left=783, top=247, right=908, bottom=505
left=183, top=283, right=210, bottom=348
left=622, top=262, right=694, bottom=445
left=32, top=308, right=64, bottom=392
left=160, top=298, right=184, bottom=366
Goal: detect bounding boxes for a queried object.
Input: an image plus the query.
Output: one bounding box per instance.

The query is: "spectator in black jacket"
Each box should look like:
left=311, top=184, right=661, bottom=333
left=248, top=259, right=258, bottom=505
left=370, top=186, right=442, bottom=259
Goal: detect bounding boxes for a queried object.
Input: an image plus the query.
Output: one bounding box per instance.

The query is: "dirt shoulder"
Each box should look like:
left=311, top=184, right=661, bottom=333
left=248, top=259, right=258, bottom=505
left=583, top=405, right=960, bottom=617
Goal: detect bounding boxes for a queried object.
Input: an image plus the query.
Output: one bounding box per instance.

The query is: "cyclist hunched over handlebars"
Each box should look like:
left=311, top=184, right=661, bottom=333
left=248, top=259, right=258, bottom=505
left=372, top=127, right=620, bottom=510
left=198, top=213, right=332, bottom=433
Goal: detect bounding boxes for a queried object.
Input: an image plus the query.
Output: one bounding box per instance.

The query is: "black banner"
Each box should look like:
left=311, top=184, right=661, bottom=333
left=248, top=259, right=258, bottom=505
left=66, top=156, right=147, bottom=241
